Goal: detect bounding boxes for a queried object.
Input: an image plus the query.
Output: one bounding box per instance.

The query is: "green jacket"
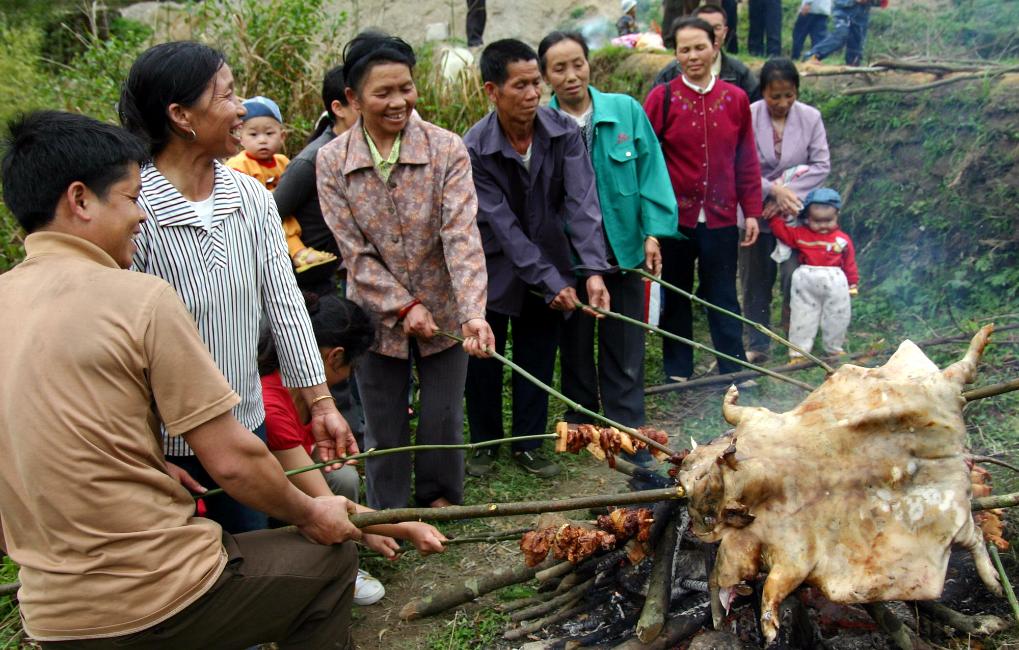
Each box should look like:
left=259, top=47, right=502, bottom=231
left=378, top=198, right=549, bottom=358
left=550, top=86, right=680, bottom=270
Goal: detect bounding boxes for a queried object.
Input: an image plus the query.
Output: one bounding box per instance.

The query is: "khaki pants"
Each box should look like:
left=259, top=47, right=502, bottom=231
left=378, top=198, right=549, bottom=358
left=40, top=529, right=357, bottom=650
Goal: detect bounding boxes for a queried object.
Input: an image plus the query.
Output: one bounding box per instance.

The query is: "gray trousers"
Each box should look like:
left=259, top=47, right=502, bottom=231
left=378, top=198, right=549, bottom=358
left=41, top=530, right=356, bottom=650
left=357, top=343, right=467, bottom=510
left=738, top=231, right=799, bottom=354
left=560, top=271, right=646, bottom=428
left=789, top=265, right=851, bottom=355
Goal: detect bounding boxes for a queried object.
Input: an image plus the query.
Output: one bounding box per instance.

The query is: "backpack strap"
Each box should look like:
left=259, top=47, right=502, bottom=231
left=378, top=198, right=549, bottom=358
left=655, top=80, right=672, bottom=142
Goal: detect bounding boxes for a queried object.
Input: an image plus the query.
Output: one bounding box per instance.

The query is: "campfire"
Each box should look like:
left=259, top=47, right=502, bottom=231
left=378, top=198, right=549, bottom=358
left=393, top=326, right=1018, bottom=648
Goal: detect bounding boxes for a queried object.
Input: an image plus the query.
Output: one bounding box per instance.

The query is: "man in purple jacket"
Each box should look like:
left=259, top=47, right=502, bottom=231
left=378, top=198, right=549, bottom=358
left=463, top=39, right=612, bottom=479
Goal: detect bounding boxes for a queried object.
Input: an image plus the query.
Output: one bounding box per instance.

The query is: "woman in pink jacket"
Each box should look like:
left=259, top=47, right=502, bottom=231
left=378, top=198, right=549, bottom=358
left=317, top=32, right=494, bottom=510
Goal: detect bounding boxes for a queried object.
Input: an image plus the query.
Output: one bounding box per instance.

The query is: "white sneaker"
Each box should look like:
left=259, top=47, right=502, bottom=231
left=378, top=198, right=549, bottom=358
left=354, top=568, right=385, bottom=606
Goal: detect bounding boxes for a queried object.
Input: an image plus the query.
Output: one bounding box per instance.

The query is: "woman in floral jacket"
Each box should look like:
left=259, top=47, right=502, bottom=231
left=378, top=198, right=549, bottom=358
left=318, top=32, right=494, bottom=510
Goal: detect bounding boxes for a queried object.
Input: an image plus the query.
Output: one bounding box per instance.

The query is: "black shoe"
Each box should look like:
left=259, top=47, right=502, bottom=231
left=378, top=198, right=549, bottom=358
left=513, top=450, right=561, bottom=478
left=466, top=447, right=497, bottom=477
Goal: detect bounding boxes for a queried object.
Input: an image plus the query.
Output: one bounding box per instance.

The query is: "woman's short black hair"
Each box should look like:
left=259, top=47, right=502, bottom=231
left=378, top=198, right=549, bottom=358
left=760, top=57, right=801, bottom=92
left=341, top=31, right=416, bottom=94
left=258, top=292, right=375, bottom=376
left=119, top=41, right=226, bottom=156
left=2, top=111, right=147, bottom=233
left=537, top=31, right=589, bottom=74
left=480, top=39, right=539, bottom=86
left=670, top=17, right=716, bottom=49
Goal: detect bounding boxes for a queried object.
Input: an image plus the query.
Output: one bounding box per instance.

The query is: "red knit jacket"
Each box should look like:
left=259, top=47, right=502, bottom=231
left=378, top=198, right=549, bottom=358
left=770, top=217, right=860, bottom=286
left=644, top=77, right=762, bottom=229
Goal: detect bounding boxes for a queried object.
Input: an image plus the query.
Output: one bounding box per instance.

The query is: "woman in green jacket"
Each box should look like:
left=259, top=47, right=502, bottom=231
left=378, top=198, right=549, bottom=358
left=539, top=30, right=679, bottom=462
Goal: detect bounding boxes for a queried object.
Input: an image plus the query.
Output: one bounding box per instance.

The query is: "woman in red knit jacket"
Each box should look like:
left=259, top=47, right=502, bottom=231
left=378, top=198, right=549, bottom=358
left=644, top=17, right=763, bottom=382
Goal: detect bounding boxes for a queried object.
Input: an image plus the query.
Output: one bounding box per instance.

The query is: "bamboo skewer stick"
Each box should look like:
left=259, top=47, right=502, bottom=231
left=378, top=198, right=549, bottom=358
left=989, top=545, right=1019, bottom=625
left=964, top=377, right=1019, bottom=402
left=628, top=267, right=835, bottom=372
left=348, top=486, right=685, bottom=528
left=197, top=434, right=556, bottom=499
left=568, top=298, right=817, bottom=392
left=438, top=331, right=680, bottom=458
left=360, top=529, right=533, bottom=559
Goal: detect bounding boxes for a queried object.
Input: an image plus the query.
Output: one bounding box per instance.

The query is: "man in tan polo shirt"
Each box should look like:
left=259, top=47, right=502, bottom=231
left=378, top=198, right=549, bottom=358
left=0, top=111, right=412, bottom=648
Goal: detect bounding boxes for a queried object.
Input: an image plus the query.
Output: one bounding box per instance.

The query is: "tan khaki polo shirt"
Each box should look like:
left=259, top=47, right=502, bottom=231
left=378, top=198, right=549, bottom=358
left=0, top=232, right=241, bottom=640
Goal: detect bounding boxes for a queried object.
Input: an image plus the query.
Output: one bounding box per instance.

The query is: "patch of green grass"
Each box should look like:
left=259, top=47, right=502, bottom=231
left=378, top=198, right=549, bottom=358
left=425, top=608, right=507, bottom=650
left=0, top=557, right=21, bottom=649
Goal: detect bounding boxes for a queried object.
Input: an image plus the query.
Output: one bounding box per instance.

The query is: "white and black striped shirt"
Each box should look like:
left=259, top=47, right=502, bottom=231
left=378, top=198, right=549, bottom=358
left=133, top=161, right=326, bottom=456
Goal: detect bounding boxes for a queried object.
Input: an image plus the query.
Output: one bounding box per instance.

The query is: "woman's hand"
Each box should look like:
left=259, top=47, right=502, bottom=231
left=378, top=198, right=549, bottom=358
left=403, top=303, right=438, bottom=340
left=461, top=318, right=495, bottom=358
left=643, top=237, right=663, bottom=276
left=304, top=388, right=359, bottom=471
left=400, top=522, right=448, bottom=556
left=362, top=533, right=402, bottom=560
left=771, top=184, right=803, bottom=216
left=741, top=217, right=760, bottom=247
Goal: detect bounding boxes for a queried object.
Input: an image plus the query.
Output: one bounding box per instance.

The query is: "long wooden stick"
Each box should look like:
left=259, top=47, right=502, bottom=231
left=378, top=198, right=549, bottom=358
left=972, top=492, right=1019, bottom=511
left=964, top=378, right=1019, bottom=402
left=438, top=331, right=679, bottom=457
left=198, top=434, right=555, bottom=499
left=360, top=528, right=533, bottom=559
left=844, top=66, right=1019, bottom=95
left=989, top=545, right=1019, bottom=625
left=629, top=268, right=834, bottom=372
left=569, top=298, right=816, bottom=392
left=348, top=486, right=686, bottom=527
left=636, top=509, right=681, bottom=642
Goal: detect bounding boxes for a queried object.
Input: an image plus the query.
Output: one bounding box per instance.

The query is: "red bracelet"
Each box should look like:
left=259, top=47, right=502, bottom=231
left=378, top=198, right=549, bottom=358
left=397, top=299, right=421, bottom=321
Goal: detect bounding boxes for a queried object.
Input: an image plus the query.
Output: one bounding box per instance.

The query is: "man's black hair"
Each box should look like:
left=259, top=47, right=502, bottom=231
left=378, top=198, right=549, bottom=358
left=760, top=57, right=801, bottom=92
left=537, top=31, right=590, bottom=74
left=479, top=39, right=539, bottom=86
left=670, top=5, right=726, bottom=43
left=341, top=32, right=416, bottom=94
left=2, top=111, right=147, bottom=233
left=118, top=41, right=226, bottom=155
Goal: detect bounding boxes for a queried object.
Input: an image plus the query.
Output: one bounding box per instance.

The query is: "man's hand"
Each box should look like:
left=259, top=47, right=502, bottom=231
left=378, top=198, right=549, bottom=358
left=401, top=522, right=448, bottom=556
left=550, top=286, right=580, bottom=312
left=363, top=533, right=402, bottom=560
left=643, top=237, right=663, bottom=276
left=296, top=495, right=363, bottom=545
left=403, top=303, right=438, bottom=340
left=165, top=461, right=206, bottom=494
left=306, top=392, right=358, bottom=471
left=741, top=218, right=760, bottom=247
left=461, top=318, right=495, bottom=358
left=584, top=275, right=611, bottom=318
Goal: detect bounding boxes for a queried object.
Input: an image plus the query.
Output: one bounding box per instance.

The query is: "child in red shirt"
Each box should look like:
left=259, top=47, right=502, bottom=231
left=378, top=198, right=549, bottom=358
left=769, top=187, right=858, bottom=359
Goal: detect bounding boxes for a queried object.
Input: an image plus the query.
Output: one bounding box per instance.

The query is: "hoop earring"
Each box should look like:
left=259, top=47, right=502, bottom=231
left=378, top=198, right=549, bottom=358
left=186, top=128, right=198, bottom=141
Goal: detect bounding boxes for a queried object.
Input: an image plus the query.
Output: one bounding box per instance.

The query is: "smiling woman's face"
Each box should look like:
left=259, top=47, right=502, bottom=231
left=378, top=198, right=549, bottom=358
left=184, top=64, right=246, bottom=159
left=350, top=62, right=417, bottom=141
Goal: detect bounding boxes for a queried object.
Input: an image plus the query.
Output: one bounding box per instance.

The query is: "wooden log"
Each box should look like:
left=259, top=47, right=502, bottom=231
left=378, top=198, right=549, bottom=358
left=503, top=596, right=592, bottom=641
left=349, top=486, right=685, bottom=527
left=915, top=601, right=1009, bottom=636
left=636, top=510, right=682, bottom=642
left=535, top=560, right=575, bottom=583
left=972, top=492, right=1019, bottom=511
left=964, top=377, right=1019, bottom=402
left=511, top=577, right=595, bottom=622
left=613, top=598, right=710, bottom=650
left=399, top=556, right=554, bottom=620
left=864, top=602, right=933, bottom=650
left=843, top=66, right=1019, bottom=95
left=497, top=591, right=554, bottom=614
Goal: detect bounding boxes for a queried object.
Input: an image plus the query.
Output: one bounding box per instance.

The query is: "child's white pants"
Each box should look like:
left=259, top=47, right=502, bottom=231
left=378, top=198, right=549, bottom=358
left=788, top=265, right=851, bottom=356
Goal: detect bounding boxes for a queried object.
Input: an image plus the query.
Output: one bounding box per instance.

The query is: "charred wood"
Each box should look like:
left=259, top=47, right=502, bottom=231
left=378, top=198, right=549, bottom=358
left=612, top=598, right=710, bottom=649
left=863, top=602, right=933, bottom=650
left=636, top=510, right=682, bottom=642
left=511, top=577, right=596, bottom=622
left=915, top=601, right=1010, bottom=636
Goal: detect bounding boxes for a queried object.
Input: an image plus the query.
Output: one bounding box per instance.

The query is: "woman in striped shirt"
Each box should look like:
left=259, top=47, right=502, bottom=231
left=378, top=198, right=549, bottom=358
left=120, top=41, right=356, bottom=533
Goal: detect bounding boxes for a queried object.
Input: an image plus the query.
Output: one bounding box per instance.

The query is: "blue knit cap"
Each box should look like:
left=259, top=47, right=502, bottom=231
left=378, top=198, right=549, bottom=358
left=803, top=187, right=842, bottom=211
left=242, top=96, right=283, bottom=123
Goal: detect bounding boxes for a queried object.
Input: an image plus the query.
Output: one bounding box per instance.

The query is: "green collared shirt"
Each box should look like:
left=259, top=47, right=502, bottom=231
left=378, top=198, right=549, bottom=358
left=364, top=128, right=402, bottom=182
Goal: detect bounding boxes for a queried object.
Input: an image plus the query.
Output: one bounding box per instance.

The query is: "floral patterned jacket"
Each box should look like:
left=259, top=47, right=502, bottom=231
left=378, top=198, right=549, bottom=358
left=317, top=116, right=487, bottom=359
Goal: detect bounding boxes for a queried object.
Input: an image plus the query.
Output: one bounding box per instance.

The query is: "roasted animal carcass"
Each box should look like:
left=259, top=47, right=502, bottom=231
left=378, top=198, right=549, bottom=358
left=678, top=326, right=1003, bottom=643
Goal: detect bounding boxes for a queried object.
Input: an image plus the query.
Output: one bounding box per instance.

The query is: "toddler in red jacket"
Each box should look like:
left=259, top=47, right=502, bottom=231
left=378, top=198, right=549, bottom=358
left=769, top=187, right=858, bottom=359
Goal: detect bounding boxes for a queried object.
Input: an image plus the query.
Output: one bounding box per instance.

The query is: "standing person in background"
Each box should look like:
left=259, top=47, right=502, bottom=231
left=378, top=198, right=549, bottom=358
left=654, top=4, right=760, bottom=103
left=617, top=0, right=639, bottom=36
left=539, top=30, right=678, bottom=465
left=644, top=17, right=762, bottom=382
left=122, top=41, right=357, bottom=534
left=792, top=0, right=831, bottom=60
left=721, top=0, right=739, bottom=53
left=318, top=32, right=494, bottom=511
left=662, top=0, right=701, bottom=50
left=748, top=0, right=782, bottom=57
left=741, top=57, right=830, bottom=362
left=803, top=0, right=874, bottom=65
left=463, top=39, right=612, bottom=479
left=467, top=0, right=486, bottom=47
left=227, top=95, right=338, bottom=275
left=274, top=65, right=360, bottom=296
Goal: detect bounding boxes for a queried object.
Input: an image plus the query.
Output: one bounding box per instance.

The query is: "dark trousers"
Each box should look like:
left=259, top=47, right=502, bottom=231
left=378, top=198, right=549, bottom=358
left=792, top=13, right=829, bottom=59
left=41, top=530, right=357, bottom=650
left=808, top=3, right=870, bottom=65
left=660, top=224, right=748, bottom=378
left=466, top=292, right=561, bottom=452
left=560, top=271, right=646, bottom=428
left=739, top=230, right=801, bottom=353
left=357, top=343, right=467, bottom=510
left=466, top=0, right=486, bottom=46
left=170, top=422, right=269, bottom=534
left=722, top=0, right=740, bottom=53
left=662, top=0, right=699, bottom=49
left=748, top=0, right=782, bottom=56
